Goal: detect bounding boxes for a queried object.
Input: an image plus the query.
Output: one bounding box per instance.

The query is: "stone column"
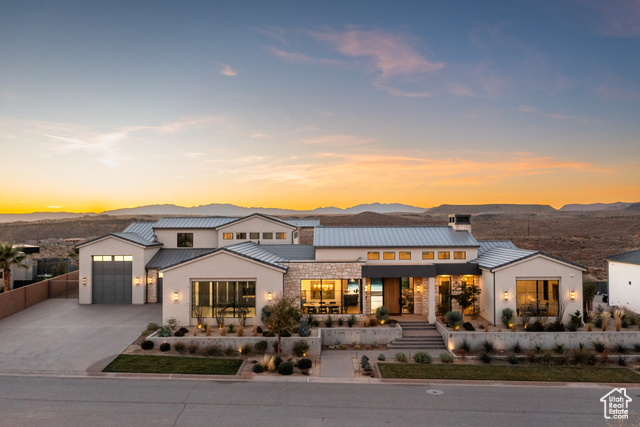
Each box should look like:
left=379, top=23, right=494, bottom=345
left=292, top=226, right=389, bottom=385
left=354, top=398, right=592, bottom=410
left=428, top=276, right=436, bottom=323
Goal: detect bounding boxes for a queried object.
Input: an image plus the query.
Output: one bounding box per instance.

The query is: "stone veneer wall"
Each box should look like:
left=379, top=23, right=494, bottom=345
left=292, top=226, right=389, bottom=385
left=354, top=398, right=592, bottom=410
left=147, top=269, right=158, bottom=303
left=413, top=277, right=428, bottom=316
left=282, top=261, right=364, bottom=313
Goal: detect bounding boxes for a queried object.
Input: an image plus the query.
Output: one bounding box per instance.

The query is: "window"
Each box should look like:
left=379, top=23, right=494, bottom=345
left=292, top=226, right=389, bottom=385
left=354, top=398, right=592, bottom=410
left=300, top=279, right=361, bottom=314
left=438, top=251, right=450, bottom=259
left=422, top=251, right=434, bottom=260
left=399, top=251, right=411, bottom=260
left=516, top=280, right=559, bottom=317
left=368, top=251, right=380, bottom=260
left=177, top=233, right=193, bottom=247
left=454, top=251, right=466, bottom=260
left=192, top=281, right=256, bottom=319
left=383, top=252, right=395, bottom=260
left=249, top=232, right=260, bottom=239
left=370, top=278, right=383, bottom=314
left=236, top=232, right=246, bottom=239
left=223, top=233, right=233, bottom=240
left=263, top=232, right=273, bottom=239
left=276, top=232, right=286, bottom=240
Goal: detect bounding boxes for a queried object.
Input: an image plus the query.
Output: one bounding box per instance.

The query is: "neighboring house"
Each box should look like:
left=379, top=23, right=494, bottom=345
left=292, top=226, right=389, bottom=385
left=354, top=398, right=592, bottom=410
left=78, top=213, right=584, bottom=327
left=0, top=244, right=39, bottom=290
left=606, top=248, right=640, bottom=313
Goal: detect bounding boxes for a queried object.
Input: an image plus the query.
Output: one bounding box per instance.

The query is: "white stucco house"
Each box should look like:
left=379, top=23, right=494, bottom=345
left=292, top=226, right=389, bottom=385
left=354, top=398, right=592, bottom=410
left=78, top=213, right=585, bottom=326
left=606, top=248, right=640, bottom=313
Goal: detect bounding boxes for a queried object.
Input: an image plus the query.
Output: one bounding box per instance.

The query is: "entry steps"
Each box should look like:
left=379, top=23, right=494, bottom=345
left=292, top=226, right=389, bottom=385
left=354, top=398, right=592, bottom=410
left=387, top=321, right=446, bottom=350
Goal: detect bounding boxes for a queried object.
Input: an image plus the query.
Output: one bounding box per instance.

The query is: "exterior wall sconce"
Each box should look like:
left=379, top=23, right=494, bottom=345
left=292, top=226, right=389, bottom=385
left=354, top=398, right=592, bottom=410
left=570, top=290, right=576, bottom=300
left=268, top=291, right=272, bottom=301
left=503, top=291, right=509, bottom=301
left=173, top=291, right=179, bottom=303
left=148, top=276, right=153, bottom=285
left=82, top=278, right=87, bottom=286
left=416, top=284, right=421, bottom=293
left=135, top=277, right=140, bottom=286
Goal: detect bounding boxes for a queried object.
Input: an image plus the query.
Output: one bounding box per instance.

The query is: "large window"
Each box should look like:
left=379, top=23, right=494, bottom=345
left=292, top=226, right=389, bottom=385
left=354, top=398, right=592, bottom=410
left=223, top=233, right=233, bottom=240
left=438, top=251, right=450, bottom=260
left=516, top=280, right=559, bottom=317
left=370, top=278, right=383, bottom=314
left=191, top=281, right=256, bottom=319
left=422, top=251, right=434, bottom=260
left=177, top=233, right=193, bottom=247
left=276, top=232, right=286, bottom=240
left=454, top=251, right=466, bottom=260
left=300, top=279, right=361, bottom=314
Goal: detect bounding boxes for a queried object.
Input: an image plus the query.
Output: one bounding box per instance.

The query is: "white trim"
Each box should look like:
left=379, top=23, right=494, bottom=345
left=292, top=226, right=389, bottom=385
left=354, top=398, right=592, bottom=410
left=160, top=249, right=286, bottom=273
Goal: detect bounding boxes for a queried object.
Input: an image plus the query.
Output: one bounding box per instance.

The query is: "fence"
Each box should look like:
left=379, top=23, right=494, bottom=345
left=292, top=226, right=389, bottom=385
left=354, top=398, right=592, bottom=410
left=0, top=270, right=78, bottom=321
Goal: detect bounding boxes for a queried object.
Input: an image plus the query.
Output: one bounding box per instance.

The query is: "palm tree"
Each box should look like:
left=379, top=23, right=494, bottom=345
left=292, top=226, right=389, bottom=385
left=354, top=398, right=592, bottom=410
left=0, top=243, right=29, bottom=293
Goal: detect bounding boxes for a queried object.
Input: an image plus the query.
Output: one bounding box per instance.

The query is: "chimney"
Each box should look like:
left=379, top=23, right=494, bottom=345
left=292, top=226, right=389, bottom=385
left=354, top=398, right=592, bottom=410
left=448, top=214, right=472, bottom=233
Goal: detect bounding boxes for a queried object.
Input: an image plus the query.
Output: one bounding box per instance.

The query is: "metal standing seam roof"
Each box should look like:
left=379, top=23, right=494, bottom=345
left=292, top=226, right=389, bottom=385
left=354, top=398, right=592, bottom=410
left=313, top=226, right=479, bottom=248
left=152, top=217, right=238, bottom=229
left=216, top=213, right=297, bottom=230
left=122, top=222, right=157, bottom=241
left=470, top=247, right=539, bottom=270
left=254, top=244, right=316, bottom=261
left=284, top=219, right=321, bottom=227
left=478, top=240, right=517, bottom=256
left=605, top=248, right=640, bottom=266
left=98, top=232, right=161, bottom=247
left=146, top=249, right=217, bottom=269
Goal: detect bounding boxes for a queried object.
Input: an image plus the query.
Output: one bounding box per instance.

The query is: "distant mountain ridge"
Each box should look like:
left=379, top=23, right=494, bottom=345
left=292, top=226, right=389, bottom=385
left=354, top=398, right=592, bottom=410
left=559, top=202, right=635, bottom=212
left=427, top=204, right=556, bottom=215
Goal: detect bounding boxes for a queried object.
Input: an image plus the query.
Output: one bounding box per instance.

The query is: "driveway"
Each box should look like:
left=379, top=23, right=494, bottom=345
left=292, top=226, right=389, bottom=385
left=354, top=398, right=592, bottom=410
left=0, top=299, right=161, bottom=373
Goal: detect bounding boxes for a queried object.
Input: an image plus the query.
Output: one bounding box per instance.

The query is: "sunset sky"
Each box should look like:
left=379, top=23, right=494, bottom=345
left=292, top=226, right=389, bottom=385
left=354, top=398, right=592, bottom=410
left=1, top=1, right=639, bottom=213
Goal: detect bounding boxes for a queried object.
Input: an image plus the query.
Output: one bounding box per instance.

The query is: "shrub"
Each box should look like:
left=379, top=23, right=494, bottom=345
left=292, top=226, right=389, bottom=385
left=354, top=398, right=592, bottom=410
left=280, top=330, right=292, bottom=338
left=204, top=344, right=221, bottom=357
left=439, top=353, right=453, bottom=363
left=298, top=358, right=313, bottom=371
left=174, top=341, right=186, bottom=353
left=278, top=361, right=294, bottom=375
left=361, top=355, right=372, bottom=371
left=237, top=326, right=244, bottom=337
left=593, top=341, right=606, bottom=353
left=338, top=318, right=344, bottom=326
left=511, top=341, right=522, bottom=354
left=479, top=352, right=492, bottom=364
left=325, top=316, right=333, bottom=328
left=507, top=354, right=518, bottom=365
left=501, top=308, right=514, bottom=328
left=293, top=340, right=310, bottom=357
left=273, top=356, right=283, bottom=370
left=378, top=354, right=386, bottom=361
left=569, top=310, right=583, bottom=330
left=533, top=343, right=544, bottom=354
left=241, top=343, right=253, bottom=356
left=298, top=319, right=311, bottom=337
left=635, top=343, right=640, bottom=353
left=141, top=340, right=154, bottom=350
left=187, top=343, right=199, bottom=354
left=159, top=343, right=170, bottom=352
left=146, top=322, right=160, bottom=331
left=463, top=322, right=475, bottom=331
left=256, top=326, right=263, bottom=334
left=262, top=330, right=275, bottom=337
left=173, top=330, right=185, bottom=337
left=376, top=306, right=390, bottom=323
left=395, top=352, right=407, bottom=363
left=553, top=343, right=565, bottom=355
left=413, top=351, right=432, bottom=364
left=158, top=326, right=172, bottom=337
left=527, top=320, right=544, bottom=332
left=348, top=314, right=356, bottom=327
left=445, top=311, right=463, bottom=329
left=252, top=363, right=264, bottom=373
left=227, top=324, right=236, bottom=334
left=224, top=346, right=236, bottom=357
left=166, top=317, right=179, bottom=330
left=481, top=339, right=495, bottom=354
left=178, top=327, right=189, bottom=334
left=456, top=339, right=471, bottom=354
left=617, top=356, right=627, bottom=366
left=614, top=343, right=626, bottom=354
left=313, top=320, right=320, bottom=327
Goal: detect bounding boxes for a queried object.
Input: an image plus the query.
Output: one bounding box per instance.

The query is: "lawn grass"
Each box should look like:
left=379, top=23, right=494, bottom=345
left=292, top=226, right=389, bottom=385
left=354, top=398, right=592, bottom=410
left=378, top=363, right=640, bottom=383
left=103, top=355, right=242, bottom=375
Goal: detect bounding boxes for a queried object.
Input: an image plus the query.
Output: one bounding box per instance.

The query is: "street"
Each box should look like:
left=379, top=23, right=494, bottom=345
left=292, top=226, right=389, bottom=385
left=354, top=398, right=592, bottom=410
left=1, top=375, right=637, bottom=426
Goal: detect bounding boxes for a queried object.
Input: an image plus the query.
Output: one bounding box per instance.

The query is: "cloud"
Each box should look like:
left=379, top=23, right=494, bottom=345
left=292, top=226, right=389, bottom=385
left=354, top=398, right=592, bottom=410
left=219, top=65, right=238, bottom=76
left=517, top=105, right=589, bottom=123
left=267, top=47, right=342, bottom=65
left=577, top=0, right=640, bottom=37
left=300, top=134, right=374, bottom=146
left=310, top=28, right=444, bottom=77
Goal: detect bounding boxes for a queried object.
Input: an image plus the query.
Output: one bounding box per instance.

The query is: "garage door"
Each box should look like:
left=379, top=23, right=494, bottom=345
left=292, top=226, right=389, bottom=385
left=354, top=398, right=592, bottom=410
left=92, top=256, right=133, bottom=304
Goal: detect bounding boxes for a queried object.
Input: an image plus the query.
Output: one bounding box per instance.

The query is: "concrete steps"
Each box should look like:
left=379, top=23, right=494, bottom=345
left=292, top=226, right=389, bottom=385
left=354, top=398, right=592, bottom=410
left=388, top=321, right=446, bottom=350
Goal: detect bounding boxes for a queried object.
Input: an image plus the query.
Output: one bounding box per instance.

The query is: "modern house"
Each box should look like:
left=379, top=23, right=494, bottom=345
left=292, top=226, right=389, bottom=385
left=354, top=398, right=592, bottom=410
left=0, top=244, right=39, bottom=290
left=78, top=213, right=585, bottom=326
left=606, top=248, right=640, bottom=313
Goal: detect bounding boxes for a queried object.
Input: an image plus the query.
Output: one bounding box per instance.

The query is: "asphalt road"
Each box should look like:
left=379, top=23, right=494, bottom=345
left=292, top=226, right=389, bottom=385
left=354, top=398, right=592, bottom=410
left=1, top=376, right=638, bottom=426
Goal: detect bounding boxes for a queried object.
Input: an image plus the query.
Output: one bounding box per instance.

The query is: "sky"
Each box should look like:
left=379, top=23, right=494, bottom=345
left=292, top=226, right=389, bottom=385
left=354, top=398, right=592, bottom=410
left=1, top=0, right=639, bottom=213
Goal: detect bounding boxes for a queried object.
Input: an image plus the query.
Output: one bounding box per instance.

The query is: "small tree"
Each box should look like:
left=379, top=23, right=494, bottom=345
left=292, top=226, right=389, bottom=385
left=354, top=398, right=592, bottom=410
left=0, top=243, right=29, bottom=293
left=268, top=295, right=301, bottom=356
left=451, top=280, right=481, bottom=314
left=50, top=259, right=68, bottom=277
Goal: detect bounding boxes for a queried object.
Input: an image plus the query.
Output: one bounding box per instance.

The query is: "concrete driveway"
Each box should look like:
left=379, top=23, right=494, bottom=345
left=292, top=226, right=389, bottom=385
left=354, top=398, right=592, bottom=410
left=0, top=299, right=161, bottom=373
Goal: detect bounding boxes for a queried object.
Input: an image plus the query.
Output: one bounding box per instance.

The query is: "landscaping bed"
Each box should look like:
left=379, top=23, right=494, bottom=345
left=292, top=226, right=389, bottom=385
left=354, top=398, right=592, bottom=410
left=103, top=354, right=243, bottom=375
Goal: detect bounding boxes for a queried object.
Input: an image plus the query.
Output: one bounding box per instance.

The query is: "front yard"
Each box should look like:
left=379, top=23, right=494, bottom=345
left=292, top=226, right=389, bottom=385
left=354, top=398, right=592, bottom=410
left=103, top=354, right=243, bottom=375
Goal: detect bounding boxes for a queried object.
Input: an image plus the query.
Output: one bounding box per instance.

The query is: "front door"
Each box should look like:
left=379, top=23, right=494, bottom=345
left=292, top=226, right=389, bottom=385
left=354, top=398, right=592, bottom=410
left=384, top=278, right=401, bottom=314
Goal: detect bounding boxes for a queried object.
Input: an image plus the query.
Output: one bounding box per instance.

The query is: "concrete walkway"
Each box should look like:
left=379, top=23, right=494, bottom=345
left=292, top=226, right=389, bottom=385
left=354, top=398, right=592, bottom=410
left=0, top=299, right=161, bottom=373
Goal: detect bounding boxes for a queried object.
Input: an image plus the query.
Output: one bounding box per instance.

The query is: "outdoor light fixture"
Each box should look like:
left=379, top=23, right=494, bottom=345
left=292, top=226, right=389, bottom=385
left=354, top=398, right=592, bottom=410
left=570, top=290, right=576, bottom=300
left=82, top=278, right=87, bottom=286
left=173, top=291, right=179, bottom=303
left=135, top=277, right=140, bottom=286
left=268, top=291, right=272, bottom=301
left=630, top=281, right=632, bottom=286
left=416, top=284, right=421, bottom=293
left=503, top=291, right=509, bottom=301
left=148, top=277, right=153, bottom=285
